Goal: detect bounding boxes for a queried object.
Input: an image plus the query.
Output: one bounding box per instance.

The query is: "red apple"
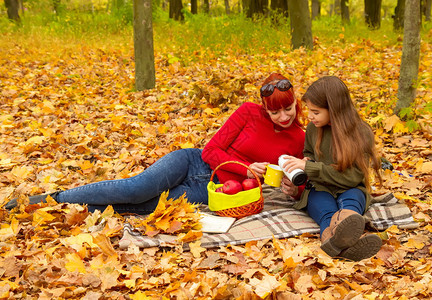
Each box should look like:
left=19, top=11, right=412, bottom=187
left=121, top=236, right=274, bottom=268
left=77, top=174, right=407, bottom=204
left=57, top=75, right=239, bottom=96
left=215, top=187, right=224, bottom=193
left=222, top=180, right=243, bottom=195
left=242, top=178, right=259, bottom=190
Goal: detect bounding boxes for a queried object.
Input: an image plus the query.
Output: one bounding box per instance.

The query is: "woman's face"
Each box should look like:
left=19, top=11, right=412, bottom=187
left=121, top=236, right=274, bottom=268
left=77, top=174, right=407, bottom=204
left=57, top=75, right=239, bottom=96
left=306, top=100, right=330, bottom=127
left=265, top=101, right=297, bottom=128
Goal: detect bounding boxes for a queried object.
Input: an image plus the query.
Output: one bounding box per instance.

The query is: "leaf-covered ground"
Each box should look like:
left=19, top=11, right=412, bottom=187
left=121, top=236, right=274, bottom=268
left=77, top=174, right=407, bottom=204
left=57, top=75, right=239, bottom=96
left=0, top=33, right=432, bottom=299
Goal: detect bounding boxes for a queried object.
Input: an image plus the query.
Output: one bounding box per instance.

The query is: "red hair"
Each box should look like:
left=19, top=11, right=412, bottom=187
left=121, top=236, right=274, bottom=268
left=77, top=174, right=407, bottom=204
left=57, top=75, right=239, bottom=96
left=261, top=73, right=302, bottom=127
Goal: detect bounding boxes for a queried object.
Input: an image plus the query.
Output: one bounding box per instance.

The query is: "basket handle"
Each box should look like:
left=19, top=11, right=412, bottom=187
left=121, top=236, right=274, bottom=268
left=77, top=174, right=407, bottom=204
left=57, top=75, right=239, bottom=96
left=210, top=160, right=263, bottom=198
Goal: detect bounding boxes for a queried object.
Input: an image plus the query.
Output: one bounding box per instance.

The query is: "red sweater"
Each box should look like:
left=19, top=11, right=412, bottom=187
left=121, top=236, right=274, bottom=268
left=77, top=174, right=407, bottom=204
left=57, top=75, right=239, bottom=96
left=202, top=102, right=305, bottom=184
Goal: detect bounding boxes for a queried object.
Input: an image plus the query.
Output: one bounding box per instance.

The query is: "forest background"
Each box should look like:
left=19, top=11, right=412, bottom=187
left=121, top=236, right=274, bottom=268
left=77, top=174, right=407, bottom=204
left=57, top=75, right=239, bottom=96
left=0, top=0, right=432, bottom=299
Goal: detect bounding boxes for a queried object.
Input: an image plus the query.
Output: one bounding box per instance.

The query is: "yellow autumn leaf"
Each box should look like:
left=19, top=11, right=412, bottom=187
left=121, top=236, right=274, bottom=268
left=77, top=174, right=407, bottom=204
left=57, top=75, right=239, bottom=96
left=419, top=161, right=432, bottom=174
left=0, top=225, right=14, bottom=242
left=189, top=240, right=206, bottom=258
left=11, top=166, right=32, bottom=179
left=62, top=233, right=98, bottom=250
left=249, top=275, right=280, bottom=298
left=32, top=209, right=56, bottom=226
left=405, top=235, right=428, bottom=250
left=180, top=141, right=194, bottom=148
left=130, top=291, right=152, bottom=300
left=124, top=279, right=136, bottom=289
left=24, top=135, right=45, bottom=145
left=383, top=114, right=401, bottom=132
left=65, top=252, right=87, bottom=273
left=92, top=233, right=118, bottom=258
left=158, top=125, right=169, bottom=134
left=78, top=160, right=94, bottom=170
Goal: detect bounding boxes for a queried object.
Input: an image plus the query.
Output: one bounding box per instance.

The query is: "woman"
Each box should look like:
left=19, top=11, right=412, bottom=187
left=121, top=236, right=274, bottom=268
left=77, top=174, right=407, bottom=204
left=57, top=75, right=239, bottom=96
left=6, top=73, right=305, bottom=214
left=282, top=76, right=383, bottom=261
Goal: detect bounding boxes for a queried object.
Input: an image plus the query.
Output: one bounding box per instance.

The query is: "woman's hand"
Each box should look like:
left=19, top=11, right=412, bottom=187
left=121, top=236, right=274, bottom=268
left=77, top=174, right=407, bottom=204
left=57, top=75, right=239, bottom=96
left=280, top=177, right=298, bottom=196
left=247, top=162, right=269, bottom=178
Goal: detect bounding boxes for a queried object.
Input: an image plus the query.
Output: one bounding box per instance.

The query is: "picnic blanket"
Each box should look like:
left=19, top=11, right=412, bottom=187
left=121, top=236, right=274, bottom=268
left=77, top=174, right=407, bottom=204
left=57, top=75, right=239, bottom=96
left=119, top=186, right=418, bottom=250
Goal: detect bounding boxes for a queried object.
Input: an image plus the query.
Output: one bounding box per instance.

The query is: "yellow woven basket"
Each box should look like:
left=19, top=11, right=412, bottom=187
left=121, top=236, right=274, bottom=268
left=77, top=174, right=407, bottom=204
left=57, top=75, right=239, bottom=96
left=207, top=161, right=264, bottom=219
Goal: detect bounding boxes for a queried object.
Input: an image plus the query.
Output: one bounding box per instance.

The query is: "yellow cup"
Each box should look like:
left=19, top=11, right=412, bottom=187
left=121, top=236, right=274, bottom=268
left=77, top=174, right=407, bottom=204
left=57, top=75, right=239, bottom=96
left=264, top=164, right=284, bottom=187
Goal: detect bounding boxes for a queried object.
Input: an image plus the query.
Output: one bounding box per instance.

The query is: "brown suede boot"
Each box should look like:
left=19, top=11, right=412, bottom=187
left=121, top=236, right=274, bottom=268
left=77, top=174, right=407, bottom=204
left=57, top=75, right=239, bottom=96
left=320, top=209, right=365, bottom=257
left=339, top=234, right=382, bottom=261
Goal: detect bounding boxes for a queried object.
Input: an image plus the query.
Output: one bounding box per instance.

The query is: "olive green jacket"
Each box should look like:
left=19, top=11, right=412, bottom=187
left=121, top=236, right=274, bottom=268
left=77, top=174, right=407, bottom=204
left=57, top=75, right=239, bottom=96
left=293, top=122, right=372, bottom=211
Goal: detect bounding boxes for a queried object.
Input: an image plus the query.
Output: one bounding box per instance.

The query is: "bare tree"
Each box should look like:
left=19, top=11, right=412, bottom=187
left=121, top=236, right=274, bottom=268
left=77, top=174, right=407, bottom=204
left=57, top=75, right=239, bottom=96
left=393, top=0, right=405, bottom=31
left=395, top=0, right=421, bottom=115
left=169, top=0, right=184, bottom=20
left=331, top=0, right=341, bottom=16
left=288, top=0, right=313, bottom=50
left=422, top=0, right=431, bottom=21
left=271, top=0, right=288, bottom=17
left=341, top=0, right=350, bottom=23
left=224, top=0, right=230, bottom=14
left=191, top=0, right=197, bottom=14
left=311, top=0, right=321, bottom=20
left=364, top=0, right=381, bottom=29
left=134, top=0, right=156, bottom=90
left=246, top=0, right=267, bottom=18
left=203, top=0, right=209, bottom=14
left=5, top=0, right=21, bottom=23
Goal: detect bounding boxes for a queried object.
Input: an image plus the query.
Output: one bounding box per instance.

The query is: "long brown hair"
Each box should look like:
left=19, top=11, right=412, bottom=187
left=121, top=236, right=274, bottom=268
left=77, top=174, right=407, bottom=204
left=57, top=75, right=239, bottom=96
left=261, top=73, right=303, bottom=127
left=302, top=76, right=382, bottom=190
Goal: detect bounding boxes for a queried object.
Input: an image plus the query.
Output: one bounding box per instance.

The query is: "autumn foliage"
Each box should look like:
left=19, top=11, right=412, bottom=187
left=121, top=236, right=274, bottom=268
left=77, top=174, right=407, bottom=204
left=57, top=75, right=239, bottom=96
left=0, top=25, right=431, bottom=298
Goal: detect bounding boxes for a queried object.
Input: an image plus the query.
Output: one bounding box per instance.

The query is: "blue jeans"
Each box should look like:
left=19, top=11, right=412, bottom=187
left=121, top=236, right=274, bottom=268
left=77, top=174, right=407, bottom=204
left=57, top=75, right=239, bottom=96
left=306, top=188, right=366, bottom=236
left=56, top=148, right=218, bottom=214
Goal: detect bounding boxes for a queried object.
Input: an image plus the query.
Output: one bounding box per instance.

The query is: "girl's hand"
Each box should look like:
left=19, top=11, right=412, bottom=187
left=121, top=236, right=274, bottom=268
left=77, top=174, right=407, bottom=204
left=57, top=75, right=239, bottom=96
left=247, top=162, right=269, bottom=178
left=282, top=156, right=306, bottom=173
left=280, top=177, right=298, bottom=196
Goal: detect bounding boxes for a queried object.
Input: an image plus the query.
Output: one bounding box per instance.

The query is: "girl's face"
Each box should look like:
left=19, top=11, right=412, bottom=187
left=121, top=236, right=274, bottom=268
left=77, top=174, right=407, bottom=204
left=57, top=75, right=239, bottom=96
left=306, top=100, right=330, bottom=127
left=265, top=101, right=297, bottom=128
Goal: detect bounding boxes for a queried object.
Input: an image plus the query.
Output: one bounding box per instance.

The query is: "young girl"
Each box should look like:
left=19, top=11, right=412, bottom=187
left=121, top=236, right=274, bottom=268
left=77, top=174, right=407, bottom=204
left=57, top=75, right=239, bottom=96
left=281, top=76, right=383, bottom=261
left=6, top=73, right=305, bottom=214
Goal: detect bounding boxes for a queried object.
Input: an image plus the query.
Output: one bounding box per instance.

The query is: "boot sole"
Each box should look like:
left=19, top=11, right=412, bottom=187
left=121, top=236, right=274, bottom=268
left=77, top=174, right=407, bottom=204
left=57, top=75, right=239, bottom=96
left=321, top=213, right=365, bottom=257
left=339, top=234, right=382, bottom=261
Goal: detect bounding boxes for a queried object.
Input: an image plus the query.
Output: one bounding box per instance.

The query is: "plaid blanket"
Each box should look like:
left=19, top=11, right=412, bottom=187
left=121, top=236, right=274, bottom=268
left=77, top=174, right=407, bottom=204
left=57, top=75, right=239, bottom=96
left=119, top=186, right=418, bottom=250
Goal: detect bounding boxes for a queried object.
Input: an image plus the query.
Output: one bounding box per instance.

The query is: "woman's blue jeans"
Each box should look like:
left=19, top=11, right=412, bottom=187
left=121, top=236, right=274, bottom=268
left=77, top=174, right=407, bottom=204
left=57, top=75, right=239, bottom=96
left=306, top=188, right=366, bottom=236
left=56, top=148, right=218, bottom=214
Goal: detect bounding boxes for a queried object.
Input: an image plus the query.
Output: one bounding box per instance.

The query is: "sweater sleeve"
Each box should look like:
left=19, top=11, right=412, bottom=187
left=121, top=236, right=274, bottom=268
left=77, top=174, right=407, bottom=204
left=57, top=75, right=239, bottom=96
left=202, top=104, right=251, bottom=177
left=305, top=160, right=365, bottom=190
left=303, top=123, right=315, bottom=161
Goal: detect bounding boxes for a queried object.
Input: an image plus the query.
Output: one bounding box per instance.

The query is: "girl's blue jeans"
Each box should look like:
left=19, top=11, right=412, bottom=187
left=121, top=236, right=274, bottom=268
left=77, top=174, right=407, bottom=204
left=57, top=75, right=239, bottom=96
left=56, top=148, right=218, bottom=214
left=306, top=188, right=366, bottom=236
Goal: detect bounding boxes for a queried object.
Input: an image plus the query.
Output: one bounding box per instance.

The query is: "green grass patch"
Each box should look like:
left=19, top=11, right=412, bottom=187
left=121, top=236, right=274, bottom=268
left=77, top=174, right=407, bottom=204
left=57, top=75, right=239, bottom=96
left=1, top=5, right=430, bottom=56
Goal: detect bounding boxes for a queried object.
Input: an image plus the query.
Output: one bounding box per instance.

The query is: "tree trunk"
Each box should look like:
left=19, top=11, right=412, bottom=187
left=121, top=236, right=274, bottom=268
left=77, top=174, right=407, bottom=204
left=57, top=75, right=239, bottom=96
left=203, top=0, right=209, bottom=13
left=341, top=0, right=350, bottom=23
left=332, top=0, right=341, bottom=16
left=364, top=0, right=381, bottom=29
left=191, top=0, right=197, bottom=14
left=53, top=0, right=62, bottom=14
left=5, top=0, right=21, bottom=23
left=311, top=0, right=321, bottom=20
left=224, top=0, right=230, bottom=14
left=133, top=0, right=156, bottom=91
left=423, top=0, right=431, bottom=21
left=287, top=0, right=313, bottom=50
left=393, top=0, right=405, bottom=31
left=247, top=0, right=267, bottom=18
left=169, top=0, right=184, bottom=20
left=270, top=0, right=288, bottom=18
left=395, top=0, right=421, bottom=115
